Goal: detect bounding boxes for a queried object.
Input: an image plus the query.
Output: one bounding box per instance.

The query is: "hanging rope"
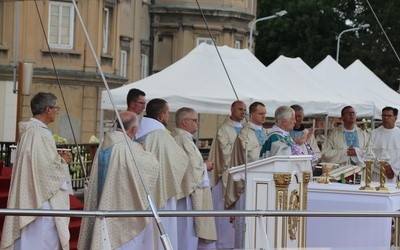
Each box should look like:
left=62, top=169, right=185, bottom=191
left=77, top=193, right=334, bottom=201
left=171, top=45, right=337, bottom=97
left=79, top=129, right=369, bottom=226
left=33, top=0, right=88, bottom=187
left=32, top=0, right=173, bottom=248
left=365, top=0, right=400, bottom=64
left=194, top=0, right=240, bottom=101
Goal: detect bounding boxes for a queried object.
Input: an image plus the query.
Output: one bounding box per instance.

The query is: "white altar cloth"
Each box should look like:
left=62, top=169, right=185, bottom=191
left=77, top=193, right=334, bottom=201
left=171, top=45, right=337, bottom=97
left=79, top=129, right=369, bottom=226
left=307, top=182, right=400, bottom=248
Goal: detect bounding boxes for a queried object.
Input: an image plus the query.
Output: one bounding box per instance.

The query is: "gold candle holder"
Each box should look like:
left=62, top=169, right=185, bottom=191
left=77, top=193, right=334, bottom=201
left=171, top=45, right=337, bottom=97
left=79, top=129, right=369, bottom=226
left=359, top=160, right=374, bottom=190
left=376, top=161, right=390, bottom=191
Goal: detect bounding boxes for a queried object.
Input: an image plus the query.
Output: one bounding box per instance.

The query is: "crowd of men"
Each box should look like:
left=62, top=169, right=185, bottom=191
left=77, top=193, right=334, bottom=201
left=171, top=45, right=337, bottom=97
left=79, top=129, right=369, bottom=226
left=2, top=89, right=399, bottom=250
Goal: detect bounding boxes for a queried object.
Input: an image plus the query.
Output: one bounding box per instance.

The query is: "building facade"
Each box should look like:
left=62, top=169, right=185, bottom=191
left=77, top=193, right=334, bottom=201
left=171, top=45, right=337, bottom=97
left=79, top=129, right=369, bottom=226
left=0, top=0, right=256, bottom=142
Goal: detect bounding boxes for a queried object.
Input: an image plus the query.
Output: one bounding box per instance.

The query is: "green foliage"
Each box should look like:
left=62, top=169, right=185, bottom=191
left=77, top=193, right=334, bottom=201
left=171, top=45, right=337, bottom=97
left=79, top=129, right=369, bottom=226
left=53, top=134, right=67, bottom=144
left=255, top=0, right=400, bottom=90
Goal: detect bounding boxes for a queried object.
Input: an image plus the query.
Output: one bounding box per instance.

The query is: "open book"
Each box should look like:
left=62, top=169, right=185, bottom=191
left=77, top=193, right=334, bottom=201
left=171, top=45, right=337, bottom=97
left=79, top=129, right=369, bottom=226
left=324, top=165, right=363, bottom=180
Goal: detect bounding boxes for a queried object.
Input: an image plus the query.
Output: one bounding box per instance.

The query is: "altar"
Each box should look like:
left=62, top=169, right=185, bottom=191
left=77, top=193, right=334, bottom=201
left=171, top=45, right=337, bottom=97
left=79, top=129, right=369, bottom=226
left=307, top=182, right=400, bottom=248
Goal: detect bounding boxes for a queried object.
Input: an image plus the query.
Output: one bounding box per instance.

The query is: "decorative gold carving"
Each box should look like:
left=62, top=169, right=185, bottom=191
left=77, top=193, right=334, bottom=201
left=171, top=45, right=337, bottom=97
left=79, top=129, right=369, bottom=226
left=274, top=173, right=292, bottom=186
left=277, top=191, right=283, bottom=210
left=288, top=189, right=300, bottom=240
left=303, top=172, right=311, bottom=184
left=303, top=172, right=310, bottom=209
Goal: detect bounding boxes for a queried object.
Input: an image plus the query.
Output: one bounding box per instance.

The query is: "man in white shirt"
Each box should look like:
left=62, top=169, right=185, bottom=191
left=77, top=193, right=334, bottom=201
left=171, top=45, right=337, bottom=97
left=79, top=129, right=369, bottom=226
left=370, top=106, right=398, bottom=182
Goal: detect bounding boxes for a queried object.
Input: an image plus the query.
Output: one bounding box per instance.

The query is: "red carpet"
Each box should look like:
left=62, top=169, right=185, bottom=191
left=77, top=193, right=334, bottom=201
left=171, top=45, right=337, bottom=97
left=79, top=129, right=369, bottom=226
left=0, top=166, right=83, bottom=249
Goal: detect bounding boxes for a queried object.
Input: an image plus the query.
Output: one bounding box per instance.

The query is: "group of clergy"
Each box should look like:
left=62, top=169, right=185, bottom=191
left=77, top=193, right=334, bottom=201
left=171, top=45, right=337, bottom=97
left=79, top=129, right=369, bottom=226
left=2, top=89, right=399, bottom=250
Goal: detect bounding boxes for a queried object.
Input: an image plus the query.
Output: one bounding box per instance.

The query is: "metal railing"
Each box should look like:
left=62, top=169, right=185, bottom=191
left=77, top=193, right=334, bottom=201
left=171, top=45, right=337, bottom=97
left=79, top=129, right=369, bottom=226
left=0, top=209, right=398, bottom=218
left=0, top=141, right=15, bottom=167
left=0, top=208, right=399, bottom=247
left=0, top=141, right=98, bottom=190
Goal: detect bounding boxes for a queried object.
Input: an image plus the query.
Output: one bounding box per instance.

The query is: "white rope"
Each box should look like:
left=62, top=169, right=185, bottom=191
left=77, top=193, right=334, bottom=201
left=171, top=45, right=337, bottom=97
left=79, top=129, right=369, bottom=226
left=365, top=0, right=400, bottom=64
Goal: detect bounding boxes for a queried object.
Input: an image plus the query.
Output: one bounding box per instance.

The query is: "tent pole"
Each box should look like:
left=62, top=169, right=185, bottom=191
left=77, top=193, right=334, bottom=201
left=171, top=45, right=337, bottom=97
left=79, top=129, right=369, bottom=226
left=195, top=113, right=200, bottom=147
left=324, top=115, right=329, bottom=138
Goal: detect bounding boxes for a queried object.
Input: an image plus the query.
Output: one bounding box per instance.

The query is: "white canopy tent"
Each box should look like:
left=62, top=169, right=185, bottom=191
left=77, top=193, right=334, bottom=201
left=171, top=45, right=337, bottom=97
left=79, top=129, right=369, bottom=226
left=314, top=55, right=400, bottom=124
left=346, top=59, right=400, bottom=122
left=265, top=55, right=375, bottom=118
left=100, top=44, right=379, bottom=138
left=101, top=44, right=352, bottom=117
left=101, top=43, right=259, bottom=115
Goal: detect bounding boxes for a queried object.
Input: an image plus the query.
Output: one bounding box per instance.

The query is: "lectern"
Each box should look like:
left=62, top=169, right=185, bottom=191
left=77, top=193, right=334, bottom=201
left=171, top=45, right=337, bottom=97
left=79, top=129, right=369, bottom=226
left=229, top=155, right=312, bottom=249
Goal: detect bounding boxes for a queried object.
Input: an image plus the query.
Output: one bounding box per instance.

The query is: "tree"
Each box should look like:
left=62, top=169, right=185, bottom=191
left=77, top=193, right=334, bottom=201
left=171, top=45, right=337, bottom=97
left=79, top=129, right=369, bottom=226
left=255, top=0, right=400, bottom=90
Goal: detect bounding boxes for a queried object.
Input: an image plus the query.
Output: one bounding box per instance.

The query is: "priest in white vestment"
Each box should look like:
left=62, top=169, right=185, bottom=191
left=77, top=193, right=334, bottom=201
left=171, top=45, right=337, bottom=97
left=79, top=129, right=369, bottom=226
left=370, top=107, right=398, bottom=182
left=322, top=106, right=370, bottom=166
left=135, top=98, right=189, bottom=250
left=208, top=100, right=246, bottom=248
left=225, top=102, right=268, bottom=248
left=78, top=111, right=160, bottom=250
left=1, top=92, right=72, bottom=250
left=171, top=107, right=217, bottom=250
left=261, top=106, right=318, bottom=163
left=289, top=104, right=321, bottom=165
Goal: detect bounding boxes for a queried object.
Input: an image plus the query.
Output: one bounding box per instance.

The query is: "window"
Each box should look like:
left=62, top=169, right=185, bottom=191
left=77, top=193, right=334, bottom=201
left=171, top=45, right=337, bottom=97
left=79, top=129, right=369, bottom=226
left=120, top=50, right=127, bottom=77
left=48, top=1, right=75, bottom=49
left=141, top=54, right=148, bottom=79
left=103, top=7, right=110, bottom=54
left=197, top=37, right=214, bottom=46
left=235, top=40, right=241, bottom=49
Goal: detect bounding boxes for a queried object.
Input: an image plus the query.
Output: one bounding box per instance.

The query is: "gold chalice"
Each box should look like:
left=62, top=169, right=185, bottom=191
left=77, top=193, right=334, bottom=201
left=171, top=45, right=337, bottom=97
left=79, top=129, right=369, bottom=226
left=321, top=163, right=333, bottom=184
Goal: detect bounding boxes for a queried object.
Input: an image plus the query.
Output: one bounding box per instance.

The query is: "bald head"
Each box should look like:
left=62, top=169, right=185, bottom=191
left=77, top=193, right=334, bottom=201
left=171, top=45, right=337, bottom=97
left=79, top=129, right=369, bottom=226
left=230, top=100, right=247, bottom=122
left=117, top=111, right=139, bottom=139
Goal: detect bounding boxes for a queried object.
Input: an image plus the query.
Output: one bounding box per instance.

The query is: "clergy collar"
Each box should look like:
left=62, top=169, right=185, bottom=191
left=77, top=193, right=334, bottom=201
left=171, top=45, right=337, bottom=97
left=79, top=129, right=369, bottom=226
left=272, top=125, right=289, bottom=136
left=136, top=117, right=166, bottom=139
left=185, top=130, right=193, bottom=138
left=230, top=119, right=243, bottom=128
left=341, top=124, right=356, bottom=132
left=30, top=117, right=47, bottom=128
left=249, top=121, right=263, bottom=131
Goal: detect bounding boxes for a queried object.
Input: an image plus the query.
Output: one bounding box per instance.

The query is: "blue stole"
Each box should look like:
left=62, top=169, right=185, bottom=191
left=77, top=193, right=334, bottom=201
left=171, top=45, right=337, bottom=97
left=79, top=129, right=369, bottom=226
left=97, top=146, right=114, bottom=205
left=134, top=135, right=147, bottom=144
left=254, top=129, right=267, bottom=146
left=235, top=127, right=241, bottom=134
left=344, top=131, right=359, bottom=147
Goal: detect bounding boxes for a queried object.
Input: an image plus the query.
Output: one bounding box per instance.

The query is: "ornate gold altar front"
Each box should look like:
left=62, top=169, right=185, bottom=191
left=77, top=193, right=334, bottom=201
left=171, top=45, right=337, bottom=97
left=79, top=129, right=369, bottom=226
left=229, top=155, right=312, bottom=249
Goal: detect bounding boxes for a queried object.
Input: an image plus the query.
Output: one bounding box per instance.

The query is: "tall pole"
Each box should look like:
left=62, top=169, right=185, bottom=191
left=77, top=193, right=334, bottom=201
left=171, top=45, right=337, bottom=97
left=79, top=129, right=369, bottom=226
left=249, top=10, right=287, bottom=53
left=336, top=24, right=370, bottom=62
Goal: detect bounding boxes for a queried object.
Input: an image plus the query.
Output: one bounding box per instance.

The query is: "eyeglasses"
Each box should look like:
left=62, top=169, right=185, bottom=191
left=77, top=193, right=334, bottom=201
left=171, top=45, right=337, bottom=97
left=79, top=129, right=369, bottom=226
left=185, top=118, right=198, bottom=123
left=382, top=114, right=394, bottom=118
left=133, top=101, right=146, bottom=106
left=49, top=106, right=61, bottom=111
left=343, top=112, right=356, bottom=116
